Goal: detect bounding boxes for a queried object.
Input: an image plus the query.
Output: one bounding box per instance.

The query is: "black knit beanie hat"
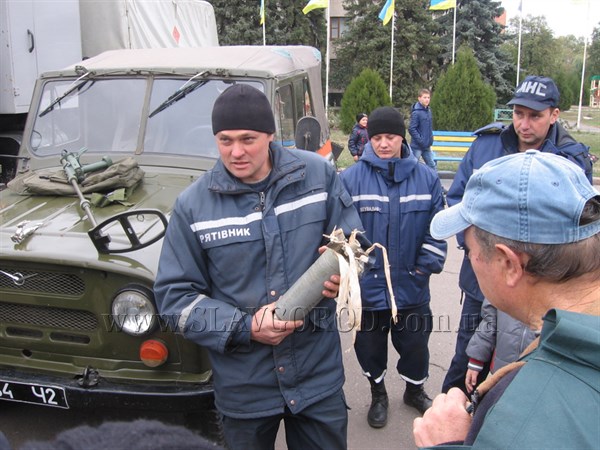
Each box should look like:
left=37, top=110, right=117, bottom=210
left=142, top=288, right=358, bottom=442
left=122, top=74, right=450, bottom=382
left=212, top=84, right=276, bottom=135
left=356, top=112, right=367, bottom=123
left=367, top=106, right=406, bottom=139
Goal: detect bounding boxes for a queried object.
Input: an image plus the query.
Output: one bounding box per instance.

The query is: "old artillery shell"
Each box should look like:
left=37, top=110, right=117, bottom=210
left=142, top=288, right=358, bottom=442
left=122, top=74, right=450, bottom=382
left=274, top=248, right=340, bottom=321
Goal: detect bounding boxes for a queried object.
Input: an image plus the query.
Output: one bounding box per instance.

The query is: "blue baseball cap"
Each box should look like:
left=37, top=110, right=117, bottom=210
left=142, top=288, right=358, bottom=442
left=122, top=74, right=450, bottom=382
left=507, top=75, right=560, bottom=111
left=431, top=150, right=600, bottom=244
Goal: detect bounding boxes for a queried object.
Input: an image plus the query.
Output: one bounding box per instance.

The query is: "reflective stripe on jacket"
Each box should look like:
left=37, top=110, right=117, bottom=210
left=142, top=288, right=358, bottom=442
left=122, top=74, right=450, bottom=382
left=340, top=142, right=447, bottom=310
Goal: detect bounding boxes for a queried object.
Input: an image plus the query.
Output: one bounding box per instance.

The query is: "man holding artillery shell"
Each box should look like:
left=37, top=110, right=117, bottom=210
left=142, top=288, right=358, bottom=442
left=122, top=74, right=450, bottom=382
left=154, top=84, right=366, bottom=450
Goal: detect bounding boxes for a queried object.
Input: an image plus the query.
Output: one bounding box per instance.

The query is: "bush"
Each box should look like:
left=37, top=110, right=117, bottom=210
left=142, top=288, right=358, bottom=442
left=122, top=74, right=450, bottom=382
left=339, top=68, right=391, bottom=134
left=430, top=46, right=496, bottom=131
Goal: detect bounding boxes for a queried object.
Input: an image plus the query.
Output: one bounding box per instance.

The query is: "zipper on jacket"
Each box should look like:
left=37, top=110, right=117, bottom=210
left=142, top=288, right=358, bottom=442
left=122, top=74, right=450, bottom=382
left=259, top=191, right=266, bottom=212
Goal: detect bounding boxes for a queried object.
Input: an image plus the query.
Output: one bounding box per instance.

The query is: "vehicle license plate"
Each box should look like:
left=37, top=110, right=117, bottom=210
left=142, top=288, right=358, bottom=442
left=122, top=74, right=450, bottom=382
left=0, top=379, right=69, bottom=408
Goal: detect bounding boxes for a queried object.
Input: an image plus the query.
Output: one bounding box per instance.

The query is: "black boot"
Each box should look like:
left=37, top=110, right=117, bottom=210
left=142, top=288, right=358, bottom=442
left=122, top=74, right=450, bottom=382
left=403, top=383, right=432, bottom=415
left=367, top=379, right=389, bottom=428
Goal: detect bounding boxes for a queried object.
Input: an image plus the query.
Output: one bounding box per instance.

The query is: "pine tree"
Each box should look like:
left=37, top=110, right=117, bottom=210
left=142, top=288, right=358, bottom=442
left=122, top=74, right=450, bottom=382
left=332, top=0, right=440, bottom=110
left=430, top=46, right=496, bottom=131
left=339, top=68, right=391, bottom=134
left=211, top=1, right=326, bottom=50
left=434, top=0, right=512, bottom=102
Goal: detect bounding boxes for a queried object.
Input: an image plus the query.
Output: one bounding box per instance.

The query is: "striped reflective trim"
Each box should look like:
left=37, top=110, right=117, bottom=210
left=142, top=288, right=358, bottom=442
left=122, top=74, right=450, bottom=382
left=190, top=212, right=262, bottom=232
left=423, top=243, right=446, bottom=257
left=178, top=294, right=206, bottom=330
left=274, top=192, right=328, bottom=215
left=351, top=194, right=389, bottom=203
left=399, top=194, right=432, bottom=203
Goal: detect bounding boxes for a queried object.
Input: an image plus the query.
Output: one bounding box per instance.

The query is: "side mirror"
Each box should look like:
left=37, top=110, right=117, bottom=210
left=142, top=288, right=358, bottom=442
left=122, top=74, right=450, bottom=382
left=294, top=116, right=321, bottom=152
left=88, top=209, right=168, bottom=254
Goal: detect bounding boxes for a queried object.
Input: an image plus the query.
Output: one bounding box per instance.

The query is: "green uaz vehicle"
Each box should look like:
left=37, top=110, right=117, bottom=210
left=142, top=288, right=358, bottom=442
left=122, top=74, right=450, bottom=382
left=0, top=45, right=334, bottom=431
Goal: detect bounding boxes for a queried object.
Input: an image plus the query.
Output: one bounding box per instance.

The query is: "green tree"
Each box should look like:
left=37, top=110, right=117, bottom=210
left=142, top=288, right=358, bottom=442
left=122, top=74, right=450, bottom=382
left=332, top=0, right=440, bottom=109
left=552, top=69, right=580, bottom=111
left=211, top=1, right=326, bottom=50
left=434, top=0, right=512, bottom=101
left=588, top=25, right=600, bottom=78
left=339, top=68, right=391, bottom=134
left=430, top=46, right=496, bottom=131
left=503, top=16, right=587, bottom=109
left=504, top=15, right=558, bottom=83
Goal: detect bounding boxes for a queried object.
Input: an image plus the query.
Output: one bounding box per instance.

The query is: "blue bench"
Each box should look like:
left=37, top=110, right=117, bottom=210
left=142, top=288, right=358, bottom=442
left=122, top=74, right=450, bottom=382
left=431, top=130, right=475, bottom=163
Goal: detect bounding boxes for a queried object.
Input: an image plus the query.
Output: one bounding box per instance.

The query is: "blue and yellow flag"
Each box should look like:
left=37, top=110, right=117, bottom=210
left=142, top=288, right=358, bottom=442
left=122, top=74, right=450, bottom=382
left=302, top=0, right=328, bottom=15
left=378, top=0, right=395, bottom=26
left=260, top=0, right=265, bottom=25
left=430, top=0, right=456, bottom=10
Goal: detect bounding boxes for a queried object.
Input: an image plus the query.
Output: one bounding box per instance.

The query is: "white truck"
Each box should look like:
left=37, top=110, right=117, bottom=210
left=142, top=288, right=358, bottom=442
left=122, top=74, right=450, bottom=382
left=0, top=0, right=218, bottom=184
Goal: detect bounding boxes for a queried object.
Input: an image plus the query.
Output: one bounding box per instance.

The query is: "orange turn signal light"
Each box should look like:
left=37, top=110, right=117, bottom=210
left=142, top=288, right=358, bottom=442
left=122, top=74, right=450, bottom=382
left=140, top=339, right=168, bottom=367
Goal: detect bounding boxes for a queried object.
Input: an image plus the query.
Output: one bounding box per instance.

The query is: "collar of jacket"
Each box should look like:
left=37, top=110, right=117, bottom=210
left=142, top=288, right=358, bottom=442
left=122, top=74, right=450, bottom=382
left=360, top=141, right=418, bottom=183
left=208, top=142, right=307, bottom=194
left=412, top=101, right=428, bottom=112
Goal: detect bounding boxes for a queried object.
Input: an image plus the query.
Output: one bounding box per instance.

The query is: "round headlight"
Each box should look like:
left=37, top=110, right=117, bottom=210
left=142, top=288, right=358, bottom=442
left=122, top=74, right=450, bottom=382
left=112, top=288, right=157, bottom=336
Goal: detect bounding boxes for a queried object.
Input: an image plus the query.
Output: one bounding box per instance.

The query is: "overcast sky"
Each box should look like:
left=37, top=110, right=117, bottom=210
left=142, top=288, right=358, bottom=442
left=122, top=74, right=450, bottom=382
left=501, top=0, right=599, bottom=39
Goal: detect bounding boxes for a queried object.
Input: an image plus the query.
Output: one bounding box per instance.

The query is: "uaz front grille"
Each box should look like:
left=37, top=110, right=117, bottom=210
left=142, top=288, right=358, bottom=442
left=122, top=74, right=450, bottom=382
left=0, top=269, right=85, bottom=296
left=0, top=302, right=98, bottom=331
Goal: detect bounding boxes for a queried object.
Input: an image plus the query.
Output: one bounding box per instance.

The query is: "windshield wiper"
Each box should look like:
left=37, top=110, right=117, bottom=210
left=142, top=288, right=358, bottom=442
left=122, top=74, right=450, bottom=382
left=149, top=72, right=208, bottom=118
left=39, top=71, right=92, bottom=118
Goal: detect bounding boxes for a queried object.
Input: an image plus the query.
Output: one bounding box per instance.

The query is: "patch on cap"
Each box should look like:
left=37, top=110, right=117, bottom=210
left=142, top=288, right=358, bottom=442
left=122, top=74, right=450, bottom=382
left=507, top=75, right=560, bottom=111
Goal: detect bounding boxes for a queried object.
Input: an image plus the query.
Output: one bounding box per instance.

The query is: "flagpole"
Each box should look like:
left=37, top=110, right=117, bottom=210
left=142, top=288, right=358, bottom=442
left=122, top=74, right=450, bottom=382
left=261, top=0, right=266, bottom=45
left=516, top=0, right=523, bottom=85
left=451, top=5, right=457, bottom=64
left=389, top=12, right=395, bottom=99
left=325, top=2, right=331, bottom=115
left=576, top=0, right=591, bottom=130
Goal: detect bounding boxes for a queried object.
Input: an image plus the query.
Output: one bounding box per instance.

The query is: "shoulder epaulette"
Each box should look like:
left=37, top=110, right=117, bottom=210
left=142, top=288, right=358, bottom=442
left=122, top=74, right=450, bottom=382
left=473, top=121, right=507, bottom=136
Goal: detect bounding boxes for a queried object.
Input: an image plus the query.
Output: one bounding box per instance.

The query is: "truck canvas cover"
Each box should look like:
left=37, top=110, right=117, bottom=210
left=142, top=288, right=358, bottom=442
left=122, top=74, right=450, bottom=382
left=79, top=0, right=219, bottom=57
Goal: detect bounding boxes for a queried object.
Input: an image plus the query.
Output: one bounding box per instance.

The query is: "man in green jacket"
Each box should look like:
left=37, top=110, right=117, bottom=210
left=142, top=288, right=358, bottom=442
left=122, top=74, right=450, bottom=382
left=413, top=150, right=600, bottom=449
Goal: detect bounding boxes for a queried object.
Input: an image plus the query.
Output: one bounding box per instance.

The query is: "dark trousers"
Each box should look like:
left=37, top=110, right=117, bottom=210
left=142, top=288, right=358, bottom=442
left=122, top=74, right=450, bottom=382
left=221, top=390, right=348, bottom=450
left=441, top=293, right=490, bottom=394
left=354, top=304, right=433, bottom=383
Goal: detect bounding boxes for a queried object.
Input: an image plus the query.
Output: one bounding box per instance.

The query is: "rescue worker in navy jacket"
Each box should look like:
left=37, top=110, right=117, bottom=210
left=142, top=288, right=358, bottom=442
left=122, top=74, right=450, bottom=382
left=441, top=75, right=594, bottom=395
left=154, top=84, right=365, bottom=450
left=340, top=106, right=447, bottom=428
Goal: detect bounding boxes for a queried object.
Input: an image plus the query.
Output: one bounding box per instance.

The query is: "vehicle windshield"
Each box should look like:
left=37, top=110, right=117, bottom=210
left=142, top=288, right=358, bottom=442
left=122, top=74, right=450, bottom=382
left=30, top=77, right=263, bottom=160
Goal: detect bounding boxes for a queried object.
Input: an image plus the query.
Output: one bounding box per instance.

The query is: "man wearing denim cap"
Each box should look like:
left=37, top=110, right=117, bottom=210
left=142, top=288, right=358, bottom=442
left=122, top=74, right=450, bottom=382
left=413, top=150, right=600, bottom=449
left=441, top=75, right=595, bottom=395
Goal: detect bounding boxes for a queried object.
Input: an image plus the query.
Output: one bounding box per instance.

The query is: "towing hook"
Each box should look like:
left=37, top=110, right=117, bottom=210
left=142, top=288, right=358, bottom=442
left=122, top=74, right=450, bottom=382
left=77, top=366, right=100, bottom=388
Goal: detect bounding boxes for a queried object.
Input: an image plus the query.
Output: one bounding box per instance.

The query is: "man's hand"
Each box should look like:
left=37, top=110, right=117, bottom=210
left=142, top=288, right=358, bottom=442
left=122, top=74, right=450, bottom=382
left=250, top=303, right=303, bottom=346
left=413, top=388, right=472, bottom=447
left=318, top=245, right=341, bottom=299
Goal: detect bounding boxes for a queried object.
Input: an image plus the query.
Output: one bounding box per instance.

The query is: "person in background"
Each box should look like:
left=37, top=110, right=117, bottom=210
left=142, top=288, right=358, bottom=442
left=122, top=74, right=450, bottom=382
left=154, top=84, right=366, bottom=450
left=340, top=106, right=447, bottom=428
left=414, top=150, right=600, bottom=449
left=464, top=298, right=536, bottom=394
left=441, top=75, right=594, bottom=395
left=408, top=89, right=436, bottom=170
left=348, top=113, right=369, bottom=161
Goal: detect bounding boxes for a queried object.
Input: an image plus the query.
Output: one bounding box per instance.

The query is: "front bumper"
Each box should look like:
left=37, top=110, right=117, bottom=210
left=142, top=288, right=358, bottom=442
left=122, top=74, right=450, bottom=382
left=0, top=367, right=214, bottom=412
